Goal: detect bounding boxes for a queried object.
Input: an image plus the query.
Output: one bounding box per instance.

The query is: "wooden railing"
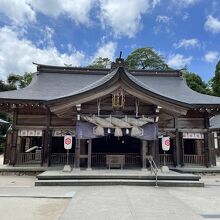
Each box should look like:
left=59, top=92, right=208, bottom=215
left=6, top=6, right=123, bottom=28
left=91, top=153, right=141, bottom=166
left=50, top=153, right=75, bottom=165
left=16, top=153, right=41, bottom=165
left=183, top=155, right=205, bottom=165
left=91, top=153, right=105, bottom=165
left=159, top=154, right=174, bottom=165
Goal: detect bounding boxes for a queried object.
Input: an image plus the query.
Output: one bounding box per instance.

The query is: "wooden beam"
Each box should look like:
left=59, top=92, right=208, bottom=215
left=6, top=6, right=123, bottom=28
left=178, top=128, right=208, bottom=132
left=50, top=80, right=188, bottom=117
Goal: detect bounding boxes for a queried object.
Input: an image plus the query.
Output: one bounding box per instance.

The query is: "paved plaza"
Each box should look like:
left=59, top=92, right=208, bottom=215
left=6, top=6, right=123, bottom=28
left=0, top=155, right=220, bottom=220
left=0, top=174, right=219, bottom=220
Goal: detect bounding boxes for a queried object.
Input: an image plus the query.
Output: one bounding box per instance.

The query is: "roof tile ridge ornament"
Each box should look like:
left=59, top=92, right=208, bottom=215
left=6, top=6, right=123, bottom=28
left=111, top=51, right=129, bottom=70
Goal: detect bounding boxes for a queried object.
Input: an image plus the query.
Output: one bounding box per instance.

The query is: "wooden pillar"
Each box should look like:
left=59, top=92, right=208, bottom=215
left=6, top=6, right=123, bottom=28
left=10, top=130, right=18, bottom=166
left=154, top=139, right=160, bottom=167
left=141, top=140, right=147, bottom=169
left=42, top=107, right=51, bottom=166
left=74, top=138, right=80, bottom=169
left=16, top=136, right=22, bottom=154
left=174, top=130, right=180, bottom=166
left=46, top=130, right=52, bottom=167
left=12, top=107, right=18, bottom=129
left=204, top=116, right=212, bottom=167
left=87, top=139, right=92, bottom=170
left=3, top=132, right=12, bottom=164
left=41, top=131, right=45, bottom=166
left=10, top=108, right=18, bottom=166
left=209, top=133, right=216, bottom=166
left=179, top=132, right=184, bottom=166
left=173, top=118, right=179, bottom=167
left=204, top=132, right=211, bottom=167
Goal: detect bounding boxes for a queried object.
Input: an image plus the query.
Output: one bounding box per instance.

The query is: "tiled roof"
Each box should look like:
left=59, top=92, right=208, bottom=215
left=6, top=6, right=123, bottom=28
left=1, top=64, right=220, bottom=107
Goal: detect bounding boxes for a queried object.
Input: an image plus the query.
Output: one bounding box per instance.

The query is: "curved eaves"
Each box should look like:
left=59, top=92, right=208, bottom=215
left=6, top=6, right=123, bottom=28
left=47, top=67, right=191, bottom=109
left=0, top=72, right=45, bottom=102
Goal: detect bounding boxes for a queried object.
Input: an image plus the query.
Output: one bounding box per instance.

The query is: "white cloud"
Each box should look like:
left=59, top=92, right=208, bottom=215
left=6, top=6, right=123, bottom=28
left=0, top=0, right=36, bottom=25
left=152, top=0, right=160, bottom=7
left=0, top=0, right=94, bottom=26
left=182, top=13, right=189, bottom=20
left=167, top=54, right=192, bottom=69
left=99, top=0, right=159, bottom=38
left=180, top=0, right=199, bottom=5
left=204, top=15, right=220, bottom=34
left=0, top=27, right=85, bottom=79
left=204, top=51, right=219, bottom=63
left=171, top=0, right=199, bottom=8
left=174, top=38, right=200, bottom=49
left=93, top=41, right=117, bottom=61
left=154, top=15, right=173, bottom=34
left=29, top=0, right=94, bottom=25
left=37, top=26, right=55, bottom=47
left=156, top=15, right=171, bottom=23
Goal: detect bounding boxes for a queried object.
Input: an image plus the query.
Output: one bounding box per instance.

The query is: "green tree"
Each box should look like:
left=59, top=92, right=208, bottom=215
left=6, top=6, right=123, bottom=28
left=0, top=80, right=16, bottom=91
left=7, top=72, right=32, bottom=89
left=210, top=60, right=220, bottom=96
left=0, top=72, right=32, bottom=153
left=126, top=47, right=170, bottom=70
left=88, top=57, right=111, bottom=68
left=183, top=70, right=212, bottom=95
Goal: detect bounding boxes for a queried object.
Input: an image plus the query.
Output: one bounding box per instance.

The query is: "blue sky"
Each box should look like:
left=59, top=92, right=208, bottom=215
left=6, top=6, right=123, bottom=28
left=0, top=0, right=219, bottom=81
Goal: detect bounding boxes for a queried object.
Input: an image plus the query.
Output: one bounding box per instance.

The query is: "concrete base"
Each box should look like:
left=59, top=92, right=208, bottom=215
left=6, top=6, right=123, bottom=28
left=86, top=168, right=92, bottom=171
left=141, top=168, right=148, bottom=172
left=62, top=165, right=72, bottom=172
left=71, top=168, right=81, bottom=172
left=161, top=166, right=170, bottom=173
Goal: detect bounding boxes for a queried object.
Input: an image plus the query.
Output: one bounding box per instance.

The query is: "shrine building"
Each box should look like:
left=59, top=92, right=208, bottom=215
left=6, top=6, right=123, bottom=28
left=0, top=57, right=219, bottom=169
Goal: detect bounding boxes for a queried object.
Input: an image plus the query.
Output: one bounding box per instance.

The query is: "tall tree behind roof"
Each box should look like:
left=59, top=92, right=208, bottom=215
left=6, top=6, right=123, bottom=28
left=209, top=60, right=220, bottom=97
left=88, top=57, right=111, bottom=68
left=0, top=80, right=16, bottom=91
left=7, top=72, right=32, bottom=89
left=125, top=47, right=170, bottom=70
left=183, top=69, right=212, bottom=95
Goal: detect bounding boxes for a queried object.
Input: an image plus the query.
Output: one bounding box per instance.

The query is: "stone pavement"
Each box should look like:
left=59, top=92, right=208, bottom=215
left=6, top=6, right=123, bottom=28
left=0, top=175, right=220, bottom=219
left=60, top=186, right=204, bottom=220
left=59, top=183, right=220, bottom=220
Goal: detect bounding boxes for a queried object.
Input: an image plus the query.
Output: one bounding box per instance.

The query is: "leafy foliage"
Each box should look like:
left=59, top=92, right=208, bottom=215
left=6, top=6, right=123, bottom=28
left=209, top=60, right=220, bottom=96
left=0, top=72, right=32, bottom=153
left=125, top=47, right=171, bottom=70
left=183, top=70, right=212, bottom=95
left=88, top=57, right=111, bottom=69
left=0, top=112, right=11, bottom=153
left=7, top=72, right=32, bottom=89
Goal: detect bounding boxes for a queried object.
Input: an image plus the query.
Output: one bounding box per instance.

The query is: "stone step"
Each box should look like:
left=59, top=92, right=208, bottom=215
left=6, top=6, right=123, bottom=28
left=37, top=174, right=201, bottom=181
left=35, top=179, right=204, bottom=187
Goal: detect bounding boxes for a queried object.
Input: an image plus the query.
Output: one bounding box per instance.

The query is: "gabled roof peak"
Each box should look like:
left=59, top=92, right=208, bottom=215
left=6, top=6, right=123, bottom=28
left=33, top=62, right=181, bottom=77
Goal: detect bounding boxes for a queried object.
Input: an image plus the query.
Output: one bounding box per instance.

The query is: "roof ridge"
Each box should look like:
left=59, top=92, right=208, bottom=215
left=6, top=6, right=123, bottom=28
left=34, top=62, right=181, bottom=77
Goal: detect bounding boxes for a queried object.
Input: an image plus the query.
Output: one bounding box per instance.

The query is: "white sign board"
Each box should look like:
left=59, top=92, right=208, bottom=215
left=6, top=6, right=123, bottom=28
left=64, top=135, right=72, bottom=150
left=162, top=137, right=170, bottom=151
left=182, top=132, right=204, bottom=139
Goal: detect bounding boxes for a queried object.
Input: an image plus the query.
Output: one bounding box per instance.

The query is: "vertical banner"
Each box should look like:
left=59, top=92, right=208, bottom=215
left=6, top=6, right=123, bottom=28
left=162, top=136, right=170, bottom=151
left=64, top=135, right=72, bottom=150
